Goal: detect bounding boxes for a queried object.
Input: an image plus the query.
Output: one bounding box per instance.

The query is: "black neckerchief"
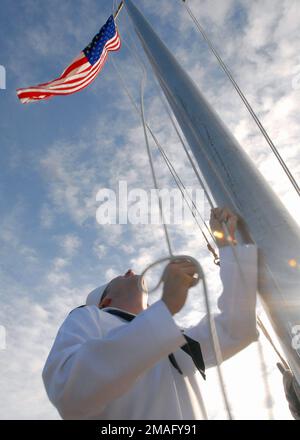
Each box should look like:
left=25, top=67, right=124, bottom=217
left=104, top=308, right=206, bottom=380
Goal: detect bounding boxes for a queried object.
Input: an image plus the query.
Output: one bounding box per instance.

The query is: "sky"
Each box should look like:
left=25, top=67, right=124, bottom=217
left=0, top=0, right=299, bottom=420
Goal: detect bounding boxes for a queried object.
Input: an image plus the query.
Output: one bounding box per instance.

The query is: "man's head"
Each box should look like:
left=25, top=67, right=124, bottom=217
left=86, top=269, right=148, bottom=315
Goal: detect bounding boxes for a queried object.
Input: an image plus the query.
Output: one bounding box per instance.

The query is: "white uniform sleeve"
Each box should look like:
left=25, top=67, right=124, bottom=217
left=42, top=300, right=185, bottom=419
left=184, top=244, right=258, bottom=368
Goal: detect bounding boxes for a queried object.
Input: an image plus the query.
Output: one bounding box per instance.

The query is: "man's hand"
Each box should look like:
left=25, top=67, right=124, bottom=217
left=162, top=259, right=198, bottom=315
left=210, top=207, right=238, bottom=248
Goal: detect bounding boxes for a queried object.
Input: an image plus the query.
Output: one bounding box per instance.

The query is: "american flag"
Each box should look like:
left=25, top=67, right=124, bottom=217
left=17, top=15, right=121, bottom=103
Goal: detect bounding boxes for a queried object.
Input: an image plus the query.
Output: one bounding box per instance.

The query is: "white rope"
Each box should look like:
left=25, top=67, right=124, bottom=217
left=114, top=23, right=233, bottom=418
left=138, top=255, right=202, bottom=293
left=119, top=35, right=219, bottom=252
left=112, top=62, right=233, bottom=420
left=111, top=55, right=219, bottom=258
left=140, top=67, right=173, bottom=257
left=115, top=0, right=294, bottom=420
left=115, top=17, right=293, bottom=420
left=182, top=0, right=300, bottom=197
left=126, top=30, right=216, bottom=214
left=137, top=254, right=233, bottom=419
left=117, top=4, right=297, bottom=418
left=156, top=88, right=216, bottom=210
left=117, top=10, right=295, bottom=419
left=120, top=0, right=292, bottom=350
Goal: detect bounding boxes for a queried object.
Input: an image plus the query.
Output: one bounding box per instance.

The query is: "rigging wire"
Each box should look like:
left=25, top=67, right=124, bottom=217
left=140, top=67, right=173, bottom=257
left=121, top=33, right=219, bottom=254
left=126, top=30, right=216, bottom=213
left=136, top=74, right=174, bottom=254
left=156, top=87, right=216, bottom=210
left=181, top=0, right=300, bottom=198
left=111, top=55, right=219, bottom=262
left=113, top=13, right=217, bottom=234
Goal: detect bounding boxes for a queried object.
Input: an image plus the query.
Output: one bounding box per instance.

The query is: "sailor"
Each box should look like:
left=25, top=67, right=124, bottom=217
left=42, top=207, right=258, bottom=420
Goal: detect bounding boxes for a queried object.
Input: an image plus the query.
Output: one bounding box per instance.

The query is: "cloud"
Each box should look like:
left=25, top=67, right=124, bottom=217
left=40, top=204, right=55, bottom=229
left=60, top=234, right=81, bottom=257
left=0, top=0, right=298, bottom=420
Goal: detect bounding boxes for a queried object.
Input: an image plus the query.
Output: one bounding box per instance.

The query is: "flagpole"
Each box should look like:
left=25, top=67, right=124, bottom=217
left=114, top=1, right=124, bottom=20
left=124, top=0, right=300, bottom=386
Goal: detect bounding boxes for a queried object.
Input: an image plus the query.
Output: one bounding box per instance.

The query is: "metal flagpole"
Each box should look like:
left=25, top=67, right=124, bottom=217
left=124, top=0, right=300, bottom=385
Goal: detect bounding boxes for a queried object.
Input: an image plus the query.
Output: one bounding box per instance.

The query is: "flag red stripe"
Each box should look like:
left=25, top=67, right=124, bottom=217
left=60, top=53, right=89, bottom=79
left=17, top=26, right=121, bottom=103
left=18, top=52, right=106, bottom=97
left=46, top=35, right=121, bottom=89
left=17, top=54, right=107, bottom=100
left=17, top=35, right=120, bottom=94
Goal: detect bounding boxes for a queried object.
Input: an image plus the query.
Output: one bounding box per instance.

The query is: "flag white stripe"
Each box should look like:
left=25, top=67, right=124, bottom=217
left=18, top=56, right=105, bottom=96
left=17, top=27, right=121, bottom=102
left=18, top=35, right=120, bottom=94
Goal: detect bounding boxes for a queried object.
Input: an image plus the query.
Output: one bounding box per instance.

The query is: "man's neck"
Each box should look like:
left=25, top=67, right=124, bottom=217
left=104, top=302, right=146, bottom=315
left=103, top=306, right=137, bottom=317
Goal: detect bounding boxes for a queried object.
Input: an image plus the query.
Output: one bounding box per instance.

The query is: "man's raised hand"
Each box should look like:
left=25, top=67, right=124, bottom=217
left=210, top=206, right=238, bottom=248
left=162, top=259, right=198, bottom=315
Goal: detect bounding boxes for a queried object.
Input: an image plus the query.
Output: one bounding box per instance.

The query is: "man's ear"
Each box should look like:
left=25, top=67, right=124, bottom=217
left=99, top=297, right=112, bottom=309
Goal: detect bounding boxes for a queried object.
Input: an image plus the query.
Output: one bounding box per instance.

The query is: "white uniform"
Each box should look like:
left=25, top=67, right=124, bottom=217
left=43, top=244, right=258, bottom=420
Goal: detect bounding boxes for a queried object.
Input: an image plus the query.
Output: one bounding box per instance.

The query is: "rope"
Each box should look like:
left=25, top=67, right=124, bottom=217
left=119, top=34, right=220, bottom=262
left=114, top=0, right=294, bottom=420
left=124, top=6, right=297, bottom=317
left=111, top=56, right=220, bottom=263
left=113, top=20, right=233, bottom=419
left=182, top=0, right=300, bottom=197
left=139, top=67, right=173, bottom=256
left=117, top=28, right=214, bottom=417
left=155, top=82, right=216, bottom=210
left=126, top=30, right=216, bottom=211
left=137, top=254, right=233, bottom=420
left=138, top=255, right=202, bottom=293
left=117, top=2, right=297, bottom=418
left=117, top=0, right=293, bottom=317
left=123, top=33, right=214, bottom=216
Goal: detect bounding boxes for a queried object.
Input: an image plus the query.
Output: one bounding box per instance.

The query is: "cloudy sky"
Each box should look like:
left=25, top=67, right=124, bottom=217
left=0, top=0, right=299, bottom=419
